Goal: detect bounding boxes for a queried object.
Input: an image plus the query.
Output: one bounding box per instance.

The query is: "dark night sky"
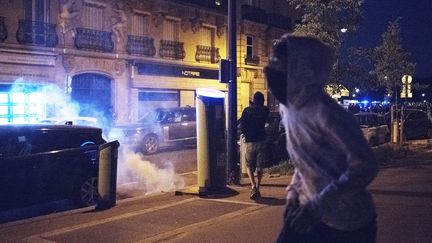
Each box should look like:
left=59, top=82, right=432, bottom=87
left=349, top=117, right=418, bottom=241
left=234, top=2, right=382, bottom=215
left=348, top=0, right=432, bottom=79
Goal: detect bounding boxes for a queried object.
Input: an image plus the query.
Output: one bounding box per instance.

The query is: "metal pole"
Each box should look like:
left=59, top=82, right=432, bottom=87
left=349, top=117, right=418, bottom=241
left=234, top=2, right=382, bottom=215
left=227, top=0, right=239, bottom=184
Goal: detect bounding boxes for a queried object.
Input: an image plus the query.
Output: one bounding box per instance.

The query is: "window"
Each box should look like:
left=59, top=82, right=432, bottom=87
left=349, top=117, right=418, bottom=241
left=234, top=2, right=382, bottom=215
left=0, top=91, right=41, bottom=124
left=81, top=3, right=104, bottom=29
left=163, top=18, right=180, bottom=41
left=199, top=26, right=215, bottom=47
left=131, top=12, right=150, bottom=36
left=246, top=35, right=254, bottom=58
left=24, top=0, right=47, bottom=22
left=138, top=90, right=179, bottom=117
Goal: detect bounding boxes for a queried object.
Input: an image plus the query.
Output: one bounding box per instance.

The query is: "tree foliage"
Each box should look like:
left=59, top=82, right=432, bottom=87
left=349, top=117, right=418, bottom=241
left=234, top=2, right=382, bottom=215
left=289, top=0, right=364, bottom=88
left=290, top=0, right=363, bottom=49
left=355, top=18, right=416, bottom=94
left=373, top=19, right=416, bottom=93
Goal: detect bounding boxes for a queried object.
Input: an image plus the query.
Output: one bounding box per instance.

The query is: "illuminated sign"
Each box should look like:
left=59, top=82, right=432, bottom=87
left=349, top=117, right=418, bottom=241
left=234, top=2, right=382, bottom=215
left=181, top=71, right=201, bottom=77
left=136, top=63, right=219, bottom=80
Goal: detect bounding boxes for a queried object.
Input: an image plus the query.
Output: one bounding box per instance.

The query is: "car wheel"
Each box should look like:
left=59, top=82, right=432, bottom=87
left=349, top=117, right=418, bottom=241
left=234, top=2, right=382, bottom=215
left=143, top=134, right=159, bottom=154
left=77, top=176, right=99, bottom=206
left=368, top=137, right=375, bottom=147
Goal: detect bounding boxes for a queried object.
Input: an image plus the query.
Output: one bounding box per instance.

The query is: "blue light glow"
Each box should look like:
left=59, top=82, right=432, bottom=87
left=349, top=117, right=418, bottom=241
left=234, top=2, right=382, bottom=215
left=361, top=100, right=369, bottom=104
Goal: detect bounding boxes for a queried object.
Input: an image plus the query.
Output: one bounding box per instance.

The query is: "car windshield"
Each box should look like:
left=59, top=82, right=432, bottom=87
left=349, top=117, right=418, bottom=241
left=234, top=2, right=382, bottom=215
left=136, top=110, right=174, bottom=124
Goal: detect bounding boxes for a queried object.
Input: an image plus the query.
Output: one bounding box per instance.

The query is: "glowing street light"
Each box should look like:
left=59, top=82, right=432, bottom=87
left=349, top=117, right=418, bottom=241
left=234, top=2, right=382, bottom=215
left=340, top=28, right=348, bottom=33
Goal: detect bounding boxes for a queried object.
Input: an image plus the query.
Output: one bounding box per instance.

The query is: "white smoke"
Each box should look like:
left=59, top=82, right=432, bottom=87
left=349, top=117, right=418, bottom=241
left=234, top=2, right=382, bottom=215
left=7, top=79, right=187, bottom=196
left=117, top=149, right=185, bottom=195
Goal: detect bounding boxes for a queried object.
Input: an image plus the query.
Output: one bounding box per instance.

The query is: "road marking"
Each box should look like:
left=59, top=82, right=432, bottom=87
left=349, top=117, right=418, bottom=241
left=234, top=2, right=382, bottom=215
left=24, top=198, right=197, bottom=242
left=196, top=197, right=262, bottom=206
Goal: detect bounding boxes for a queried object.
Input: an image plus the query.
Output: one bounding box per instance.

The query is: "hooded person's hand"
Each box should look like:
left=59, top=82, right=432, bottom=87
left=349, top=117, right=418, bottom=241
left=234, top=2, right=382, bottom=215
left=284, top=196, right=300, bottom=221
left=289, top=199, right=323, bottom=234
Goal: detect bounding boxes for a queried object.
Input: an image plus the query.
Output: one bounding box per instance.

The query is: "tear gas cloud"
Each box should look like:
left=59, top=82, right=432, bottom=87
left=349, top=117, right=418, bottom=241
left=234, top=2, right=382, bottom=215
left=7, top=80, right=186, bottom=195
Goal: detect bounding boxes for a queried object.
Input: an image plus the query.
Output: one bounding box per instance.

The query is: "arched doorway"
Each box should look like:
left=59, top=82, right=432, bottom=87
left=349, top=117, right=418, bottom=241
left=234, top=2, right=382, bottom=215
left=71, top=73, right=112, bottom=124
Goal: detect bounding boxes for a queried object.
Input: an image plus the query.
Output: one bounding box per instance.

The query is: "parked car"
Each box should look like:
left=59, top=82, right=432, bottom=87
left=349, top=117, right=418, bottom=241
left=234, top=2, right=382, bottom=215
left=384, top=109, right=432, bottom=140
left=354, top=112, right=390, bottom=146
left=264, top=111, right=288, bottom=165
left=37, top=116, right=99, bottom=127
left=110, top=106, right=196, bottom=154
left=0, top=124, right=106, bottom=211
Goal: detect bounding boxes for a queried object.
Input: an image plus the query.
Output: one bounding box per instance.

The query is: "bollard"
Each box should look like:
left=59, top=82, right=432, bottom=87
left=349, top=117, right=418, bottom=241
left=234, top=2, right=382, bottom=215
left=96, top=140, right=120, bottom=211
left=392, top=120, right=399, bottom=144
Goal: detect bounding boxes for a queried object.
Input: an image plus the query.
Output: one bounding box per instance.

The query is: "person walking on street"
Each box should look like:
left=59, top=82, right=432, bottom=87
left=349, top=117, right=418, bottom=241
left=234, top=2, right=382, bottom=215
left=239, top=91, right=269, bottom=199
left=264, top=34, right=378, bottom=243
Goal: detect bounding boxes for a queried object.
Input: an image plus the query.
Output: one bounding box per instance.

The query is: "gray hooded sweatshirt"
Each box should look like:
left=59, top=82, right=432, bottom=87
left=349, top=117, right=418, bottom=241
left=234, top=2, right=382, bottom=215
left=281, top=85, right=378, bottom=231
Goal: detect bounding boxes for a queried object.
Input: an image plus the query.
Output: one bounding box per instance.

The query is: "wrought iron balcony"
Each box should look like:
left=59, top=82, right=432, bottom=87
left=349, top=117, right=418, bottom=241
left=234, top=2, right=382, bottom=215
left=195, top=45, right=220, bottom=64
left=0, top=16, right=7, bottom=42
left=16, top=20, right=58, bottom=47
left=75, top=28, right=114, bottom=53
left=268, top=14, right=292, bottom=30
left=126, top=35, right=156, bottom=57
left=159, top=40, right=185, bottom=60
left=170, top=0, right=227, bottom=11
left=241, top=5, right=267, bottom=24
left=245, top=55, right=260, bottom=66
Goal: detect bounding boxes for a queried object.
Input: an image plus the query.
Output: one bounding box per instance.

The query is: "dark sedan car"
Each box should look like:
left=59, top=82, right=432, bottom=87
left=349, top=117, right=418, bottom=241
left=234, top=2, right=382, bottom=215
left=0, top=124, right=106, bottom=211
left=110, top=106, right=196, bottom=154
left=385, top=109, right=432, bottom=140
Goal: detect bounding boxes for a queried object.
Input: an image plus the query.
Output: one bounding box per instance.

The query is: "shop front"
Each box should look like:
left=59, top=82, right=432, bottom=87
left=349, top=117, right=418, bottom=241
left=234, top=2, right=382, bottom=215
left=130, top=62, right=226, bottom=121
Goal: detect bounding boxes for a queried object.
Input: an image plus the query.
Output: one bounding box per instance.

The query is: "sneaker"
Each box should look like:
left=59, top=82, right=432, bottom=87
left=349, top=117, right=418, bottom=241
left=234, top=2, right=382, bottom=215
left=250, top=187, right=259, bottom=200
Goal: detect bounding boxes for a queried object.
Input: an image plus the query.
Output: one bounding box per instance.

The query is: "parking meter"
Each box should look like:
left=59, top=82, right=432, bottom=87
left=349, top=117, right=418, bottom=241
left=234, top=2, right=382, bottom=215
left=196, top=88, right=226, bottom=194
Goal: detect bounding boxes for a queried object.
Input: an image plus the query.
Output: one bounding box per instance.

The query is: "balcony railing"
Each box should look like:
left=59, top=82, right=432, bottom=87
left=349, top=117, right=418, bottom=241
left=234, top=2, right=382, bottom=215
left=159, top=40, right=185, bottom=60
left=268, top=14, right=292, bottom=30
left=172, top=0, right=227, bottom=11
left=0, top=16, right=7, bottom=42
left=241, top=5, right=267, bottom=24
left=245, top=55, right=260, bottom=66
left=16, top=20, right=58, bottom=47
left=195, top=45, right=220, bottom=64
left=75, top=28, right=114, bottom=53
left=126, top=35, right=156, bottom=57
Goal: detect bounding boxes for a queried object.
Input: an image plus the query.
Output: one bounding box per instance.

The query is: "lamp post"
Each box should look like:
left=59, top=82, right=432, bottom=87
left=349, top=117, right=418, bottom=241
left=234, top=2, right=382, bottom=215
left=227, top=0, right=239, bottom=184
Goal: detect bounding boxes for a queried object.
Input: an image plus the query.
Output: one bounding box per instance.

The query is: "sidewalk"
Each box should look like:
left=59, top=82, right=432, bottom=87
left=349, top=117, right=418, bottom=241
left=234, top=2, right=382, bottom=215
left=0, top=175, right=289, bottom=243
left=1, top=163, right=432, bottom=243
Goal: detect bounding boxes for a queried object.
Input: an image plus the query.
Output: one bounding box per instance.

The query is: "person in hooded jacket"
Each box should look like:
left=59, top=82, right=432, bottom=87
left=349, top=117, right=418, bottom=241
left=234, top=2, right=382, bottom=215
left=264, top=34, right=378, bottom=243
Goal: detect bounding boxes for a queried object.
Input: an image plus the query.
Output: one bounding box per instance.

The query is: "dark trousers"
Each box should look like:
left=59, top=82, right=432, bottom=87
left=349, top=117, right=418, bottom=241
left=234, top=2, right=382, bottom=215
left=276, top=219, right=377, bottom=243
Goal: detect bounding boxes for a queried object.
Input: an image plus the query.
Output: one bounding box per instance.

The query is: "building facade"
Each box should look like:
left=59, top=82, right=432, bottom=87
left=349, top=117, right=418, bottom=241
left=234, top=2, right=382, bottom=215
left=0, top=0, right=297, bottom=125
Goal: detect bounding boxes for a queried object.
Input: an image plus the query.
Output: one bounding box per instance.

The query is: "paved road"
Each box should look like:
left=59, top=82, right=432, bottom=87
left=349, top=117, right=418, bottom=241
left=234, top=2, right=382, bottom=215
left=1, top=159, right=431, bottom=243
left=0, top=148, right=198, bottom=223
